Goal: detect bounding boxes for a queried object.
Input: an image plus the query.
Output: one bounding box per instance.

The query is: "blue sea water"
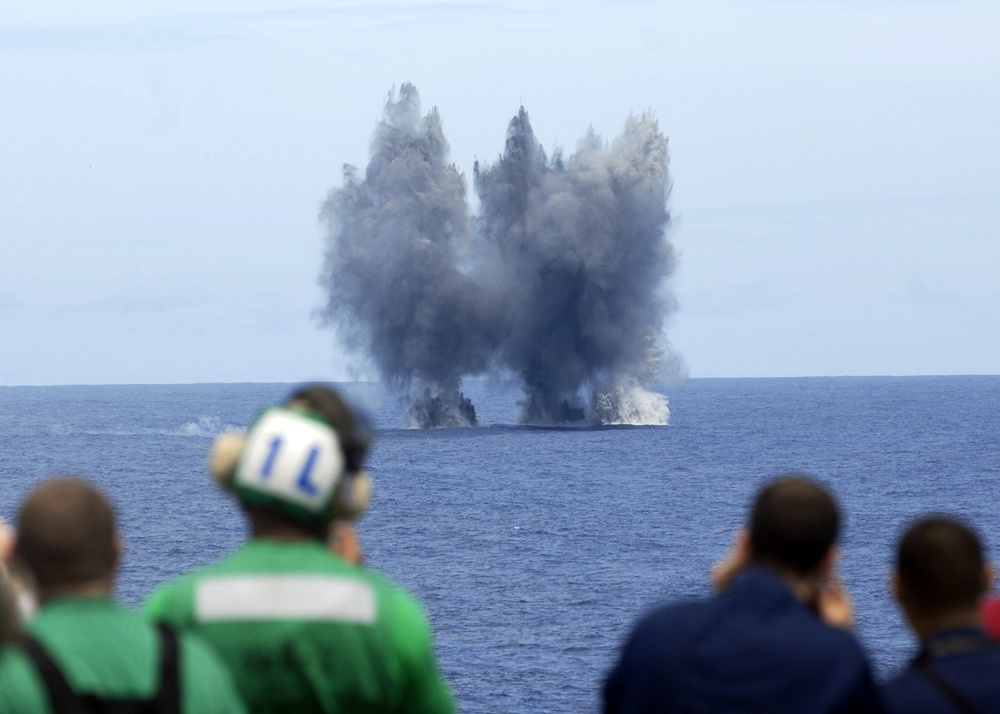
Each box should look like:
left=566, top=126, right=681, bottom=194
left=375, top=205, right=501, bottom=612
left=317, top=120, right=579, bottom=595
left=1, top=376, right=999, bottom=712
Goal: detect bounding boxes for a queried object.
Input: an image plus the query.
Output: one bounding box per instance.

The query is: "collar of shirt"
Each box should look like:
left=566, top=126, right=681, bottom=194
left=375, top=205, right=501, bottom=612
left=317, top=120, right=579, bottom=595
left=38, top=595, right=118, bottom=613
left=729, top=567, right=797, bottom=600
left=725, top=567, right=819, bottom=617
left=917, top=626, right=993, bottom=663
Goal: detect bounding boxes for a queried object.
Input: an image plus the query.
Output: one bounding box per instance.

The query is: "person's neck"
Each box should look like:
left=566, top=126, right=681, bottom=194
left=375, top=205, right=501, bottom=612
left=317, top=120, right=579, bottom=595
left=39, top=579, right=113, bottom=605
left=783, top=573, right=820, bottom=603
left=750, top=561, right=822, bottom=605
left=247, top=506, right=324, bottom=543
left=910, top=608, right=982, bottom=641
left=252, top=525, right=317, bottom=543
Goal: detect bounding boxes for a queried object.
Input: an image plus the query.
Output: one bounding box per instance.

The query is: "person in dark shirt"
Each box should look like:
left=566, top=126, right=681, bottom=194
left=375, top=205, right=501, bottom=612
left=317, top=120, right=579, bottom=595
left=603, top=474, right=883, bottom=714
left=882, top=516, right=1000, bottom=713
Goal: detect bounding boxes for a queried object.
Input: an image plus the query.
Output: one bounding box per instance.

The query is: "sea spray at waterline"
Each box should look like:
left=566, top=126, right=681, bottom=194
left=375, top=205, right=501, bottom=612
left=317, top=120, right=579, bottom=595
left=591, top=379, right=671, bottom=427
left=320, top=84, right=678, bottom=426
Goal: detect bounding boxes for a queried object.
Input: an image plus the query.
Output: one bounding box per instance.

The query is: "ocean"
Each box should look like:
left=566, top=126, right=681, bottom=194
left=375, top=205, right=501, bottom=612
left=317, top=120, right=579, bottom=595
left=2, top=376, right=999, bottom=712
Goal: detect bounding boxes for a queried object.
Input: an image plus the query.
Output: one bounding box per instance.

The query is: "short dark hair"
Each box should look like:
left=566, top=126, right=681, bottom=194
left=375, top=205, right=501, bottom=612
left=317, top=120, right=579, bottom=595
left=16, top=477, right=117, bottom=592
left=286, top=384, right=369, bottom=473
left=897, top=516, right=985, bottom=618
left=749, top=475, right=840, bottom=575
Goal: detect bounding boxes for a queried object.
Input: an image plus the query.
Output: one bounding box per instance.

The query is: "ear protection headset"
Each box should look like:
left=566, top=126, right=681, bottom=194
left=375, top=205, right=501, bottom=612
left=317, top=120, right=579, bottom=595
left=209, top=390, right=373, bottom=524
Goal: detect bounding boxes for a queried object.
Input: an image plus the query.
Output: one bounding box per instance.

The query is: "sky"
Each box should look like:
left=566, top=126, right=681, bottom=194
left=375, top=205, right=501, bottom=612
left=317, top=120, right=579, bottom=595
left=1, top=0, right=999, bottom=385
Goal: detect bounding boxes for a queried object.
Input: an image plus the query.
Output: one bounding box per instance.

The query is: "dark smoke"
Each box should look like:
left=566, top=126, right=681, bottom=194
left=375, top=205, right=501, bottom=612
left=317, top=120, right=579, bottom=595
left=320, top=84, right=676, bottom=427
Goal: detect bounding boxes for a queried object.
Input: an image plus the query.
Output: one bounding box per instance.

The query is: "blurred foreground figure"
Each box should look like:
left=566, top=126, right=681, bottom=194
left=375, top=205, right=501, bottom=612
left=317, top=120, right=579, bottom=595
left=603, top=475, right=883, bottom=714
left=882, top=516, right=1000, bottom=713
left=0, top=478, right=245, bottom=713
left=144, top=384, right=455, bottom=713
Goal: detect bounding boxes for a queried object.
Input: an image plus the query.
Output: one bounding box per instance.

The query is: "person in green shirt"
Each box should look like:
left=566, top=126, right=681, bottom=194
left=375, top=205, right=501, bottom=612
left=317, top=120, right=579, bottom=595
left=144, top=384, right=456, bottom=714
left=0, top=477, right=246, bottom=713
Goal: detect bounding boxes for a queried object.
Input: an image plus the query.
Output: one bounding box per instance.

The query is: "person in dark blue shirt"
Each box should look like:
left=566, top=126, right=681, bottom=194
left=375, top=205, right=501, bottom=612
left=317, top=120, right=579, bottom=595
left=603, top=475, right=884, bottom=714
left=882, top=516, right=1000, bottom=713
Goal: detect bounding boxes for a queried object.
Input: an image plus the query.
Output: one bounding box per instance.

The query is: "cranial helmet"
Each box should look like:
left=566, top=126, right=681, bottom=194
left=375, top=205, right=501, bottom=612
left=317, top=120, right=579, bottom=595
left=209, top=385, right=373, bottom=524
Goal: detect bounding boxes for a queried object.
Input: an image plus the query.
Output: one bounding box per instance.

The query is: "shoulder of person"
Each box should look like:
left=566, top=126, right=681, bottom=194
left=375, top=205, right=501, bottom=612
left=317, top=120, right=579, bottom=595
left=617, top=597, right=713, bottom=654
left=640, top=596, right=713, bottom=630
left=353, top=573, right=442, bottom=661
left=376, top=577, right=435, bottom=630
left=143, top=545, right=257, bottom=620
left=143, top=572, right=201, bottom=625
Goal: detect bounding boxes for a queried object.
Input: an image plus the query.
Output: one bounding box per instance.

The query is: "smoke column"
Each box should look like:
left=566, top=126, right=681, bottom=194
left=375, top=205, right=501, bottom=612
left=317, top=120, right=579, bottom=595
left=318, top=84, right=494, bottom=427
left=320, top=84, right=677, bottom=427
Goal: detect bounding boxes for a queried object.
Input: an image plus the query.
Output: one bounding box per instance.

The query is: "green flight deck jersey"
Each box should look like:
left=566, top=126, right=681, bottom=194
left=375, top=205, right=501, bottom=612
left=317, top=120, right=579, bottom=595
left=143, top=539, right=455, bottom=714
left=0, top=596, right=246, bottom=713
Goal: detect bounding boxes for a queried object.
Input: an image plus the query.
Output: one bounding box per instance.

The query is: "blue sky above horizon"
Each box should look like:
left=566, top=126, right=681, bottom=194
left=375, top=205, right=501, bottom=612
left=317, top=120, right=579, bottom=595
left=2, top=0, right=999, bottom=385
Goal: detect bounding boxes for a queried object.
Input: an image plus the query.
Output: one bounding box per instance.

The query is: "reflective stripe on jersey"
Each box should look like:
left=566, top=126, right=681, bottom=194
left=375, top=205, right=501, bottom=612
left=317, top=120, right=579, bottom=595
left=195, top=575, right=376, bottom=623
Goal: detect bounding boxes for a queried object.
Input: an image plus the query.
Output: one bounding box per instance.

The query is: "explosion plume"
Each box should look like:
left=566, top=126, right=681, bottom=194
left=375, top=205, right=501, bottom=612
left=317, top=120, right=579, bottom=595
left=320, top=84, right=677, bottom=427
